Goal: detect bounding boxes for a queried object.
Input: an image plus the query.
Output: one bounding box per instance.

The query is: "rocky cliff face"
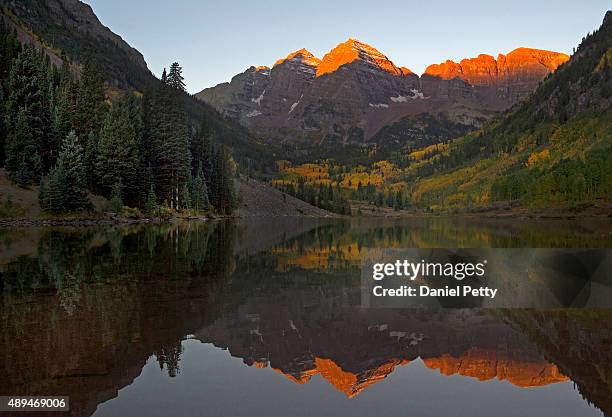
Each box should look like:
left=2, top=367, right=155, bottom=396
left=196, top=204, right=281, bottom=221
left=2, top=0, right=155, bottom=90
left=422, top=48, right=570, bottom=106
left=197, top=41, right=568, bottom=144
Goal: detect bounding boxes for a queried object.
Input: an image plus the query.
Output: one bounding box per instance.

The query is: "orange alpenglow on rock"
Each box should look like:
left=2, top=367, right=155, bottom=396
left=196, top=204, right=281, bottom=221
left=422, top=349, right=569, bottom=387
left=273, top=48, right=322, bottom=68
left=423, top=48, right=570, bottom=85
left=271, top=357, right=409, bottom=398
left=399, top=66, right=416, bottom=76
left=316, top=38, right=406, bottom=77
left=264, top=352, right=567, bottom=397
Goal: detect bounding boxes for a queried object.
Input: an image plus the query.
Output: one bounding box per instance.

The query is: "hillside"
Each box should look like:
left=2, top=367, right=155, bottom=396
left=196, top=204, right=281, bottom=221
left=0, top=0, right=279, bottom=175
left=1, top=0, right=154, bottom=91
left=406, top=11, right=612, bottom=210
left=0, top=169, right=108, bottom=219
left=237, top=179, right=337, bottom=217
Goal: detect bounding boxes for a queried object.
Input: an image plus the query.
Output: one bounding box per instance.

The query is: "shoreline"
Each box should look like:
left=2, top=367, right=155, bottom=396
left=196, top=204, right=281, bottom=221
left=350, top=200, right=612, bottom=221
left=1, top=210, right=610, bottom=228
left=0, top=217, right=165, bottom=227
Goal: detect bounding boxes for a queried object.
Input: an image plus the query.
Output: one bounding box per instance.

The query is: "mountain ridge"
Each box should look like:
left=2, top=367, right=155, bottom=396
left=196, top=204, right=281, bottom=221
left=408, top=10, right=612, bottom=209
left=0, top=0, right=283, bottom=175
left=196, top=39, right=569, bottom=144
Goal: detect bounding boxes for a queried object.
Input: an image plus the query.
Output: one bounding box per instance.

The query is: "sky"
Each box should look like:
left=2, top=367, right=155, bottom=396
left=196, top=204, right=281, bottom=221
left=86, top=0, right=611, bottom=94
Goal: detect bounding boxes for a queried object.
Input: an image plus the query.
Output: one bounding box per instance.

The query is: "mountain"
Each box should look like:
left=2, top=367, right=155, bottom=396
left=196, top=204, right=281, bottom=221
left=196, top=40, right=568, bottom=144
left=408, top=11, right=612, bottom=209
left=195, top=301, right=570, bottom=398
left=0, top=0, right=280, bottom=174
left=1, top=0, right=155, bottom=90
left=422, top=48, right=570, bottom=104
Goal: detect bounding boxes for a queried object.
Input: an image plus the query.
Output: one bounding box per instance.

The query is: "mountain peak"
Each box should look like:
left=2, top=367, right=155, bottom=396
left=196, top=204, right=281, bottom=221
left=503, top=47, right=570, bottom=70
left=423, top=48, right=569, bottom=84
left=317, top=38, right=403, bottom=77
left=274, top=48, right=321, bottom=68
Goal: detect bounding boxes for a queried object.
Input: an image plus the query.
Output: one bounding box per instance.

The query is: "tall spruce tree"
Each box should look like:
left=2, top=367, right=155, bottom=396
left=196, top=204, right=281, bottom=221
left=75, top=59, right=107, bottom=140
left=144, top=67, right=191, bottom=209
left=95, top=95, right=141, bottom=205
left=191, top=116, right=213, bottom=180
left=167, top=62, right=186, bottom=92
left=40, top=131, right=91, bottom=213
left=0, top=22, right=22, bottom=168
left=209, top=145, right=236, bottom=214
left=4, top=45, right=49, bottom=185
left=191, top=162, right=210, bottom=212
left=51, top=64, right=78, bottom=162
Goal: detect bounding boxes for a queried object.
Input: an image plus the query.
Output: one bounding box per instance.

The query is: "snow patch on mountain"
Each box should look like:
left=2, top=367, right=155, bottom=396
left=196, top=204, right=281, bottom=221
left=390, top=89, right=425, bottom=102
left=288, top=94, right=303, bottom=114
left=246, top=110, right=262, bottom=118
left=369, top=103, right=389, bottom=108
left=390, top=94, right=409, bottom=103
left=251, top=90, right=266, bottom=105
left=411, top=89, right=425, bottom=99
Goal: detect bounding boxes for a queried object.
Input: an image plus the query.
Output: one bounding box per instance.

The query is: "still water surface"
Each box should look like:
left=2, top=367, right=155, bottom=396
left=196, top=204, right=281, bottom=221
left=1, top=217, right=611, bottom=417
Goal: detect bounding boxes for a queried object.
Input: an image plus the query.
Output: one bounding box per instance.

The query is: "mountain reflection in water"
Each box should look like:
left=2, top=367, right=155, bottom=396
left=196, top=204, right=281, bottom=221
left=0, top=217, right=610, bottom=417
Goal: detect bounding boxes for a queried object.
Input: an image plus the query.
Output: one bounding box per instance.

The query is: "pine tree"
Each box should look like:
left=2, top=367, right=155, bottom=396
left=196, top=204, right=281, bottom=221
left=38, top=175, right=49, bottom=211
left=51, top=66, right=78, bottom=163
left=180, top=183, right=192, bottom=211
left=4, top=46, right=49, bottom=184
left=209, top=146, right=236, bottom=214
left=42, top=131, right=91, bottom=213
left=167, top=62, right=186, bottom=92
left=83, top=130, right=98, bottom=190
left=145, top=183, right=158, bottom=215
left=144, top=68, right=191, bottom=209
left=191, top=116, right=213, bottom=179
left=109, top=180, right=123, bottom=214
left=43, top=168, right=65, bottom=214
left=0, top=22, right=22, bottom=168
left=191, top=163, right=210, bottom=212
left=75, top=59, right=107, bottom=140
left=95, top=95, right=140, bottom=205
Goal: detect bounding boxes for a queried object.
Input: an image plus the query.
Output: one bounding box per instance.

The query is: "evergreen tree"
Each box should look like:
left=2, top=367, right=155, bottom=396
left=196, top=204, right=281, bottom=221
left=145, top=183, right=158, bottom=215
left=167, top=62, right=186, bottom=92
left=191, top=116, right=213, bottom=181
left=144, top=68, right=191, bottom=209
left=209, top=145, right=236, bottom=214
left=50, top=65, right=78, bottom=162
left=75, top=59, right=107, bottom=140
left=41, top=131, right=91, bottom=213
left=109, top=180, right=123, bottom=214
left=180, top=183, right=192, bottom=211
left=0, top=23, right=21, bottom=168
left=83, top=130, right=98, bottom=190
left=4, top=46, right=49, bottom=184
left=95, top=95, right=140, bottom=205
left=42, top=167, right=66, bottom=214
left=191, top=163, right=210, bottom=212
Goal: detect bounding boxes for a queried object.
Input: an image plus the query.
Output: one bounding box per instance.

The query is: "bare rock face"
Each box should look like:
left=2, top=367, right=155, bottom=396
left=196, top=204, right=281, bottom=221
left=3, top=0, right=155, bottom=90
left=294, top=39, right=420, bottom=143
left=422, top=48, right=570, bottom=107
left=198, top=66, right=271, bottom=121
left=196, top=40, right=569, bottom=144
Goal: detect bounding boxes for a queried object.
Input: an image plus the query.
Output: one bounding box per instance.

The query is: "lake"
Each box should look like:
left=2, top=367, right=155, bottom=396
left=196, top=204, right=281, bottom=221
left=1, top=217, right=611, bottom=417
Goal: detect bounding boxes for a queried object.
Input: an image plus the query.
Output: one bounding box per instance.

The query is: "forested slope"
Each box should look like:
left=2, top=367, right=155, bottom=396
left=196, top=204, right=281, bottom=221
left=407, top=11, right=612, bottom=209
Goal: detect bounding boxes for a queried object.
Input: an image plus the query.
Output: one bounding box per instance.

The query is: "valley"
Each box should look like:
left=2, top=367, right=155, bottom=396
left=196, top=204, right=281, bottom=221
left=0, top=1, right=610, bottom=220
